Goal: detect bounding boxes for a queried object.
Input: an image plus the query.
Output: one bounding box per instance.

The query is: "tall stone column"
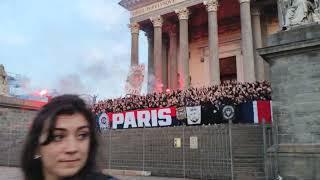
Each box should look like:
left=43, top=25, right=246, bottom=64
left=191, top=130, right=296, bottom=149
left=162, top=36, right=168, bottom=90
left=204, top=0, right=220, bottom=85
left=129, top=22, right=140, bottom=66
left=251, top=7, right=265, bottom=81
left=239, top=0, right=256, bottom=82
left=145, top=30, right=154, bottom=93
left=175, top=8, right=190, bottom=89
left=168, top=25, right=178, bottom=90
left=236, top=52, right=245, bottom=82
left=150, top=16, right=163, bottom=92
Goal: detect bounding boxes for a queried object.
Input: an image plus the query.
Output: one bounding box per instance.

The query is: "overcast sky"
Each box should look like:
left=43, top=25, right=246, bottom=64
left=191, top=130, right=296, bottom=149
left=0, top=0, right=148, bottom=99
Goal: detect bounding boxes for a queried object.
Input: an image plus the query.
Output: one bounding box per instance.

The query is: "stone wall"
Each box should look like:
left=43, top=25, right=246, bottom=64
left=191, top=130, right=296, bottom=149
left=260, top=24, right=320, bottom=145
left=0, top=96, right=40, bottom=166
left=258, top=24, right=320, bottom=180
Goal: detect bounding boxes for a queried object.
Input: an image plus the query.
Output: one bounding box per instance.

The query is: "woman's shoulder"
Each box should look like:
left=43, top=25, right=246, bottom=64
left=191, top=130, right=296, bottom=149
left=84, top=172, right=118, bottom=180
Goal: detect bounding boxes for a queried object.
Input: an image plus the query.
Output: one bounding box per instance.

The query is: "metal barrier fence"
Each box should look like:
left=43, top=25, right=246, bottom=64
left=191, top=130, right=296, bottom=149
left=97, top=122, right=267, bottom=179
left=98, top=124, right=233, bottom=179
left=101, top=124, right=233, bottom=179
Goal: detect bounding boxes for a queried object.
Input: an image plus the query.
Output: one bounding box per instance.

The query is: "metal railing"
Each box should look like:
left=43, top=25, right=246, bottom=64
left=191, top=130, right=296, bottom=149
left=262, top=118, right=279, bottom=180
left=98, top=122, right=268, bottom=179
left=100, top=124, right=234, bottom=179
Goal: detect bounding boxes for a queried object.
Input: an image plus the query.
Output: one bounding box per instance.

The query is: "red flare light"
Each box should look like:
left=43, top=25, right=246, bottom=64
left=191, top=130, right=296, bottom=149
left=39, top=89, right=48, bottom=96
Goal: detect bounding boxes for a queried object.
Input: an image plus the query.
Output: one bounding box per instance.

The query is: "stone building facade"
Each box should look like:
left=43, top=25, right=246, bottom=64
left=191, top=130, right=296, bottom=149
left=119, top=0, right=280, bottom=92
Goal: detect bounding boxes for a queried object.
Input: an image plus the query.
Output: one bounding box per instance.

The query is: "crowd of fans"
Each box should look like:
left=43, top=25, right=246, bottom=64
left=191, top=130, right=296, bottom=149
left=92, top=80, right=271, bottom=115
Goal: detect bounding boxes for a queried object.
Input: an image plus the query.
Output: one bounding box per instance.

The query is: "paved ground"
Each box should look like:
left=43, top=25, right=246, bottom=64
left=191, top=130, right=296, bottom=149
left=0, top=166, right=192, bottom=180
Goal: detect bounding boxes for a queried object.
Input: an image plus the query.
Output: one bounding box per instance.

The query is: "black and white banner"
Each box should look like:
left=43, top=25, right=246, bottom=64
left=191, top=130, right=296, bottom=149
left=186, top=106, right=201, bottom=125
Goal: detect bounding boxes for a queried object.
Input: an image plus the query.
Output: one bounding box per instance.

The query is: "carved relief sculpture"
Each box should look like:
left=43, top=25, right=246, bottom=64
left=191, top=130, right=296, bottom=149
left=283, top=0, right=320, bottom=29
left=314, top=0, right=320, bottom=21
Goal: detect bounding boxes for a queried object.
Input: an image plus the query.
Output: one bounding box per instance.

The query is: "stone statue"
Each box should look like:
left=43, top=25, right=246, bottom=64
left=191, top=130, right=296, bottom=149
left=315, top=0, right=320, bottom=9
left=283, top=0, right=320, bottom=29
left=314, top=0, right=320, bottom=19
left=0, top=64, right=9, bottom=96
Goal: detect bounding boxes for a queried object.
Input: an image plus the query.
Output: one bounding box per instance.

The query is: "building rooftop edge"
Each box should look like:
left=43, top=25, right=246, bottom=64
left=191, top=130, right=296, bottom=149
left=119, top=0, right=159, bottom=11
left=0, top=95, right=46, bottom=110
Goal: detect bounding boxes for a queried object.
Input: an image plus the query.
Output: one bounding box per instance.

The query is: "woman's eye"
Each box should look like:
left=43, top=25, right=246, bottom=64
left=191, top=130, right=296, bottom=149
left=53, top=135, right=64, bottom=142
left=78, top=133, right=89, bottom=140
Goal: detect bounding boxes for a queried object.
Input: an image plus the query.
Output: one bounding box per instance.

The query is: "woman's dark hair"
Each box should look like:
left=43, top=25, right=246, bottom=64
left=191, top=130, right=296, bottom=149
left=21, top=94, right=98, bottom=180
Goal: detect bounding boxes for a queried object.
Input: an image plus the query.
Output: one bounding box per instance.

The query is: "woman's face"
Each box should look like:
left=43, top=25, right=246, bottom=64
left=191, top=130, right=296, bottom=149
left=39, top=113, right=90, bottom=180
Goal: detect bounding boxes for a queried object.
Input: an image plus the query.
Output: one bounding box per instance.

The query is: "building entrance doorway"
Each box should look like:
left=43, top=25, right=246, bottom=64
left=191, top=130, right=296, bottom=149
left=220, top=56, right=237, bottom=82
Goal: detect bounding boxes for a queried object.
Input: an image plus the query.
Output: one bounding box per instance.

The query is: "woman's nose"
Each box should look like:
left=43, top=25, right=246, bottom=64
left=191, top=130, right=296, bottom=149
left=64, top=137, right=78, bottom=154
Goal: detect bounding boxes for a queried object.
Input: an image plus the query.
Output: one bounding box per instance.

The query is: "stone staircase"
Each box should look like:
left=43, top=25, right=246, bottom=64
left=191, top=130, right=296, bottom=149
left=232, top=126, right=266, bottom=180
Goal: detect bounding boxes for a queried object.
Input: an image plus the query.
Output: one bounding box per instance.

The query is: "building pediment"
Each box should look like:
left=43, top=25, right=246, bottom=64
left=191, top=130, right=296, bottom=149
left=120, top=0, right=276, bottom=22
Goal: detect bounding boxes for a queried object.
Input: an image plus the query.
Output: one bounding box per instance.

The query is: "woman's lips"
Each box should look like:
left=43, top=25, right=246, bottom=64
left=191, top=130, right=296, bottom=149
left=59, top=159, right=81, bottom=167
left=59, top=159, right=80, bottom=163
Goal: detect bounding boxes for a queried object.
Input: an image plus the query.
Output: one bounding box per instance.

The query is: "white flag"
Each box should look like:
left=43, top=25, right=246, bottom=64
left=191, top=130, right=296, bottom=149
left=186, top=106, right=201, bottom=125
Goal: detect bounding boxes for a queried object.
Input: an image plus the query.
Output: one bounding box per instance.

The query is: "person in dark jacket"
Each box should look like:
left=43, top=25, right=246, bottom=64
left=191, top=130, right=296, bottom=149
left=21, top=95, right=117, bottom=180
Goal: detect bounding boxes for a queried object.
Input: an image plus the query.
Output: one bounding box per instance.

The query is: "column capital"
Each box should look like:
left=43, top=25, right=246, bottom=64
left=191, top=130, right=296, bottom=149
left=239, top=0, right=250, bottom=3
left=203, top=0, right=218, bottom=12
left=175, top=8, right=190, bottom=20
left=251, top=7, right=261, bottom=16
left=150, top=16, right=163, bottom=27
left=128, top=22, right=140, bottom=34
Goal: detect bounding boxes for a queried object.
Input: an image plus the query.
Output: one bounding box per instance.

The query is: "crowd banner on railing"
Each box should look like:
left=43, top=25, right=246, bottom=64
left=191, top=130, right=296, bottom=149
left=186, top=106, right=201, bottom=125
left=125, top=64, right=145, bottom=95
left=96, top=107, right=181, bottom=130
left=95, top=101, right=273, bottom=130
